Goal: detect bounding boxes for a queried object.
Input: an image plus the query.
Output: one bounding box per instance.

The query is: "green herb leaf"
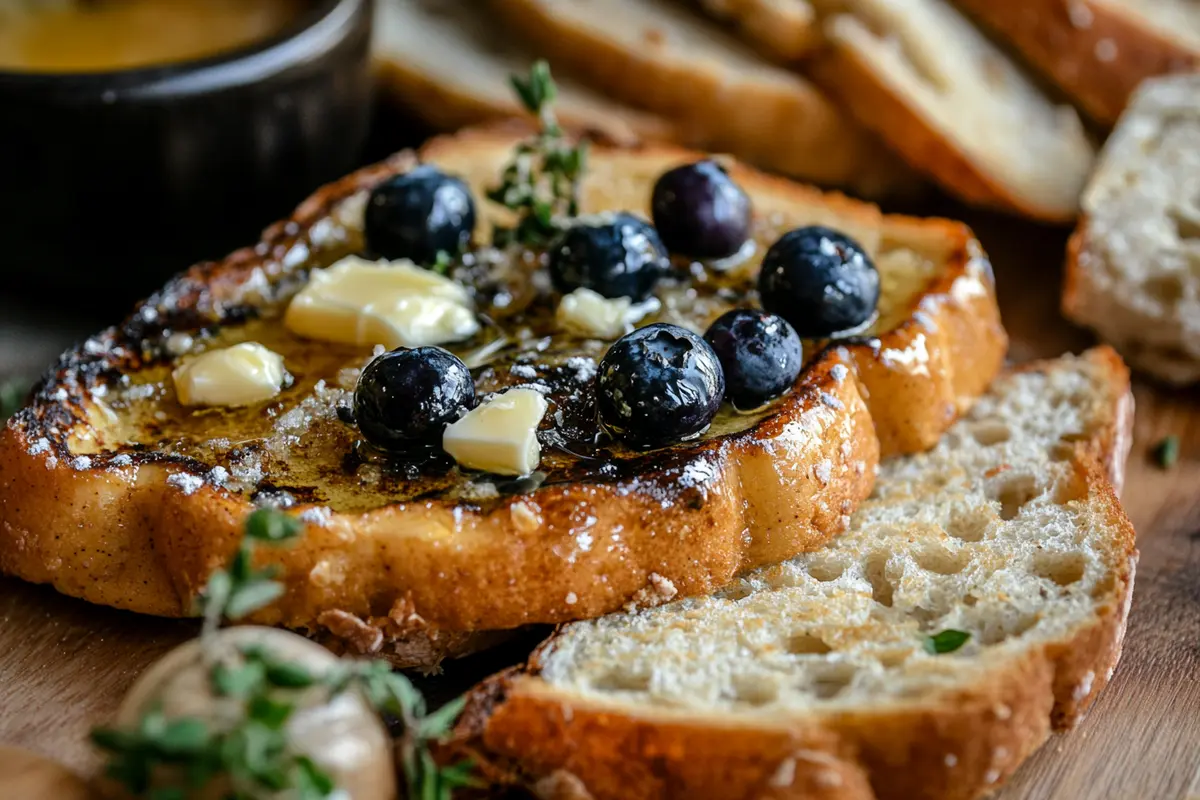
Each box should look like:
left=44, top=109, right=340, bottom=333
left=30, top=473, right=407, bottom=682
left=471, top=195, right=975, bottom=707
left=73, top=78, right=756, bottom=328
left=1154, top=435, right=1180, bottom=469
left=924, top=629, right=971, bottom=655
left=212, top=660, right=267, bottom=698
left=247, top=694, right=295, bottom=728
left=157, top=719, right=211, bottom=756
left=225, top=581, right=286, bottom=620
left=419, top=694, right=467, bottom=739
left=432, top=250, right=454, bottom=275
left=489, top=61, right=586, bottom=247
left=245, top=508, right=303, bottom=543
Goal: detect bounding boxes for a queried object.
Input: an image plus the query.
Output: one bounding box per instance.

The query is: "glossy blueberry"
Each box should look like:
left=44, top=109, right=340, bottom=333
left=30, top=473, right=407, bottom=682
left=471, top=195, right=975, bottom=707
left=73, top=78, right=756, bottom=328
left=354, top=346, right=475, bottom=451
left=596, top=323, right=725, bottom=449
left=364, top=165, right=476, bottom=264
left=757, top=226, right=880, bottom=338
left=704, top=309, right=804, bottom=409
left=548, top=213, right=669, bottom=301
left=651, top=160, right=751, bottom=260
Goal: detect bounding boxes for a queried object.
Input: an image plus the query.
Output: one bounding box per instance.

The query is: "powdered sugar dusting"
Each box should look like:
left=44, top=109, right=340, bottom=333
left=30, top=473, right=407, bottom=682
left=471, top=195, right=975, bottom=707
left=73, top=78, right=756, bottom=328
left=167, top=472, right=204, bottom=495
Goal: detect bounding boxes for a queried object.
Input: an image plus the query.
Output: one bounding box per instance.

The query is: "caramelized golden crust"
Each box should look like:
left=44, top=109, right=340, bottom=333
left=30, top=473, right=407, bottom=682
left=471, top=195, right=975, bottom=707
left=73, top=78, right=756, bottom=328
left=0, top=128, right=1004, bottom=667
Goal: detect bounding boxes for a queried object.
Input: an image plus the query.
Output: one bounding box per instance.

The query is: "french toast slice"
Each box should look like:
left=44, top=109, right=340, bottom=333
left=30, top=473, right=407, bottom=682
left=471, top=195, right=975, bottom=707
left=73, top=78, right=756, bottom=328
left=0, top=128, right=1004, bottom=668
left=456, top=348, right=1137, bottom=800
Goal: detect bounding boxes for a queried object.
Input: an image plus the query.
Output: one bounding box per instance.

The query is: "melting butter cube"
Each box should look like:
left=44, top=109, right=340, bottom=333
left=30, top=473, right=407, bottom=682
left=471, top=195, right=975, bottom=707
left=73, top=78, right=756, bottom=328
left=284, top=255, right=479, bottom=348
left=443, top=388, right=548, bottom=476
left=557, top=287, right=657, bottom=339
left=173, top=342, right=285, bottom=408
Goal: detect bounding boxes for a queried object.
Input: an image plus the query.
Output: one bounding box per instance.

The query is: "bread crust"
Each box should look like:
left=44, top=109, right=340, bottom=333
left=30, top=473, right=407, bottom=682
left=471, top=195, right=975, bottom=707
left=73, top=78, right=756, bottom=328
left=954, top=0, right=1200, bottom=126
left=809, top=44, right=1078, bottom=223
left=488, top=0, right=912, bottom=197
left=454, top=349, right=1139, bottom=800
left=0, top=128, right=1003, bottom=668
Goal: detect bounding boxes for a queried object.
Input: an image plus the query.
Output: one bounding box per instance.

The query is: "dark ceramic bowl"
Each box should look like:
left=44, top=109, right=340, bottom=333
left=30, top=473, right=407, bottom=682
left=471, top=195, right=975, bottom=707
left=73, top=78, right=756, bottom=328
left=0, top=0, right=374, bottom=299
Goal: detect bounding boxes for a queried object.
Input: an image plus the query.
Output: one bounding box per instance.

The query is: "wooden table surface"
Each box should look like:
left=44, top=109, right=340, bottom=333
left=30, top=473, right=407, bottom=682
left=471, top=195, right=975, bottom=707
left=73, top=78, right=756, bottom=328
left=1, top=206, right=1198, bottom=799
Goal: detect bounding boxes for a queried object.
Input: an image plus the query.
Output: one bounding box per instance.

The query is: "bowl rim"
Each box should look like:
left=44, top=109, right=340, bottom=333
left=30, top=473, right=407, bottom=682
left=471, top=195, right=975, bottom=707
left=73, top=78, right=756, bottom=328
left=0, top=0, right=365, bottom=95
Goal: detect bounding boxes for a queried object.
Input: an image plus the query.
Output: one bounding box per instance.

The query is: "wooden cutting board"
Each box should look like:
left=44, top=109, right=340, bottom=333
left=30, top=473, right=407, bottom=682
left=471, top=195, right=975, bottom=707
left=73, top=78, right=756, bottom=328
left=1, top=208, right=1198, bottom=800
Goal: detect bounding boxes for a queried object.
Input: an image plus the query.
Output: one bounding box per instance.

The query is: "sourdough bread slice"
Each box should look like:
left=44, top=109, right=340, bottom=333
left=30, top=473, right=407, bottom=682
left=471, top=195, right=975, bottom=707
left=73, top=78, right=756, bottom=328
left=487, top=0, right=913, bottom=198
left=954, top=0, right=1200, bottom=126
left=459, top=348, right=1137, bottom=800
left=373, top=0, right=677, bottom=146
left=1065, top=73, right=1200, bottom=385
left=694, top=0, right=820, bottom=61
left=806, top=0, right=1095, bottom=221
left=0, top=129, right=1004, bottom=669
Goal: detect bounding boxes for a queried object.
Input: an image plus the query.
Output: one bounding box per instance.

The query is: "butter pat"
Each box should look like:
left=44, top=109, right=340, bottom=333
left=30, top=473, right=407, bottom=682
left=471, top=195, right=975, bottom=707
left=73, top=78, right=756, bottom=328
left=173, top=342, right=285, bottom=408
left=443, top=389, right=548, bottom=476
left=557, top=287, right=658, bottom=339
left=284, top=255, right=479, bottom=348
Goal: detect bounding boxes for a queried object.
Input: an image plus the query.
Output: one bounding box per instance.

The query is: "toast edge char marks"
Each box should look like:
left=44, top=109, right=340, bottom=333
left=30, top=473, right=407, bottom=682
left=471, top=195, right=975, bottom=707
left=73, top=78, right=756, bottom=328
left=453, top=348, right=1138, bottom=800
left=0, top=128, right=1004, bottom=668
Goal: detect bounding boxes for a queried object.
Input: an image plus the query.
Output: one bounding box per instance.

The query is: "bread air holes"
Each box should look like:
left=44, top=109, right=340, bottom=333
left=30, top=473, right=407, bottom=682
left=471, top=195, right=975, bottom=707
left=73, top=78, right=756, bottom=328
left=914, top=544, right=968, bottom=576
left=806, top=663, right=857, bottom=700
left=731, top=674, right=779, bottom=706
left=987, top=473, right=1042, bottom=521
left=864, top=551, right=896, bottom=608
left=591, top=668, right=651, bottom=693
left=1169, top=204, right=1200, bottom=240
left=1144, top=274, right=1186, bottom=308
left=969, top=421, right=1011, bottom=446
left=787, top=632, right=833, bottom=655
left=1032, top=551, right=1086, bottom=588
left=805, top=555, right=848, bottom=583
left=947, top=508, right=990, bottom=542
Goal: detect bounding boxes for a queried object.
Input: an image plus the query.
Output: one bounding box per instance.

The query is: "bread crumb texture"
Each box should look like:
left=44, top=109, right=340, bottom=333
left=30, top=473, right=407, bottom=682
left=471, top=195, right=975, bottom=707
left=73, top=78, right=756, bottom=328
left=539, top=354, right=1123, bottom=712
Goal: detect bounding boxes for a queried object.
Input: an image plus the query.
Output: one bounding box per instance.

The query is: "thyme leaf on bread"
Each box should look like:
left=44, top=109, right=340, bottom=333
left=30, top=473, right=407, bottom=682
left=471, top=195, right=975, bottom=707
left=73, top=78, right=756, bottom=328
left=923, top=629, right=971, bottom=655
left=1153, top=435, right=1180, bottom=469
left=487, top=60, right=588, bottom=247
left=94, top=508, right=474, bottom=799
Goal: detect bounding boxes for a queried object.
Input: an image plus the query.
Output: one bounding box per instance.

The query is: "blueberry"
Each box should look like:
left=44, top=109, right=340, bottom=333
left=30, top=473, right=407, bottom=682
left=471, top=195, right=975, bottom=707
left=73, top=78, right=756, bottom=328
left=353, top=346, right=475, bottom=451
left=596, top=323, right=725, bottom=448
left=364, top=165, right=476, bottom=265
left=651, top=160, right=751, bottom=260
left=549, top=213, right=669, bottom=301
left=704, top=309, right=803, bottom=409
left=757, top=226, right=880, bottom=338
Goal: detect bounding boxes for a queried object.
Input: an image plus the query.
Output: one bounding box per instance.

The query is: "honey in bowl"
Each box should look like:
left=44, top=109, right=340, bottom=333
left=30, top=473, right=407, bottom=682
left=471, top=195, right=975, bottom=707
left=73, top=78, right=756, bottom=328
left=0, top=0, right=307, bottom=73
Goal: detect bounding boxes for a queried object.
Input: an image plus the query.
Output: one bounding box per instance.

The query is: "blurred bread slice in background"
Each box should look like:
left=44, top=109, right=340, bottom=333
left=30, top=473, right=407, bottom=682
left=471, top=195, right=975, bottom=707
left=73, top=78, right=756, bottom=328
left=805, top=0, right=1095, bottom=221
left=486, top=0, right=915, bottom=197
left=374, top=0, right=677, bottom=146
left=693, top=0, right=820, bottom=61
left=1065, top=73, right=1200, bottom=385
left=954, top=0, right=1200, bottom=126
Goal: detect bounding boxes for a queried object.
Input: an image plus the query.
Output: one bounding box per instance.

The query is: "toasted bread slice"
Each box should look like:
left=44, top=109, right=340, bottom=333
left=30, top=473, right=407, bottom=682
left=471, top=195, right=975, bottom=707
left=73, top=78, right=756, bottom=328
left=457, top=348, right=1137, bottom=800
left=373, top=0, right=678, bottom=147
left=1064, top=73, right=1200, bottom=385
left=0, top=128, right=1004, bottom=668
left=954, top=0, right=1200, bottom=126
left=693, top=0, right=820, bottom=61
left=804, top=0, right=1095, bottom=221
left=488, top=0, right=913, bottom=198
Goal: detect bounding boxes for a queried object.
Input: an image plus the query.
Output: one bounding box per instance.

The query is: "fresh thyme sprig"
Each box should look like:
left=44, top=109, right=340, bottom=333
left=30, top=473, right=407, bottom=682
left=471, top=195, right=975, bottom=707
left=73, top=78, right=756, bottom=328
left=93, top=508, right=475, bottom=800
left=331, top=660, right=478, bottom=800
left=487, top=60, right=588, bottom=247
left=195, top=508, right=302, bottom=640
